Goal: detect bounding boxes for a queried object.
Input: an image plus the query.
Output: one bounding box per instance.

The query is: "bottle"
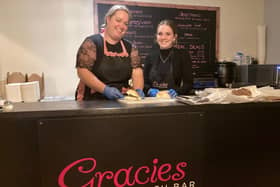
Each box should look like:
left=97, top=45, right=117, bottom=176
left=233, top=52, right=244, bottom=65
left=245, top=55, right=252, bottom=64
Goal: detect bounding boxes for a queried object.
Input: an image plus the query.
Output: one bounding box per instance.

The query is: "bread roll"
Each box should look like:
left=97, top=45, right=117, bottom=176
left=125, top=89, right=142, bottom=100
left=232, top=88, right=252, bottom=96
left=123, top=96, right=140, bottom=101
left=156, top=90, right=171, bottom=99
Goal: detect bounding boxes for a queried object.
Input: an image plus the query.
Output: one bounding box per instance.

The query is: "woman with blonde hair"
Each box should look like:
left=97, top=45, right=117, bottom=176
left=75, top=5, right=144, bottom=100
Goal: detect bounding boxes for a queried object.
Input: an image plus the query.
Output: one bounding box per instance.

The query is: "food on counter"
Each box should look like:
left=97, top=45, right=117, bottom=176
left=124, top=89, right=142, bottom=100
left=232, top=88, right=252, bottom=96
left=263, top=96, right=280, bottom=101
left=123, top=96, right=140, bottom=101
left=156, top=90, right=171, bottom=99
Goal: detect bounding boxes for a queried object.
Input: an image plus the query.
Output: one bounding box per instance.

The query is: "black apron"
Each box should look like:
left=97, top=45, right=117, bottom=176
left=78, top=37, right=132, bottom=100
left=91, top=54, right=132, bottom=99
left=149, top=49, right=175, bottom=90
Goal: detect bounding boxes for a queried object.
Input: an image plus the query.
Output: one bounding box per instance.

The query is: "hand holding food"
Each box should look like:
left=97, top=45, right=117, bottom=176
left=135, top=89, right=145, bottom=98
left=168, top=89, right=178, bottom=98
left=124, top=89, right=142, bottom=100
left=147, top=88, right=159, bottom=97
left=103, top=86, right=124, bottom=100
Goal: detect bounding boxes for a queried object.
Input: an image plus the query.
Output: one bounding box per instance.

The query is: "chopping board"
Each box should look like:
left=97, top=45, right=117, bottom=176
left=118, top=97, right=176, bottom=104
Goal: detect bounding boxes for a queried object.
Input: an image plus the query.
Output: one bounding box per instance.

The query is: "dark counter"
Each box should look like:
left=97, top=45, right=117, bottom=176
left=1, top=100, right=279, bottom=187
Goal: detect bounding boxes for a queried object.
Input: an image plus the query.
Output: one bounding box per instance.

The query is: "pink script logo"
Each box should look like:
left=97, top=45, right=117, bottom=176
left=58, top=158, right=188, bottom=187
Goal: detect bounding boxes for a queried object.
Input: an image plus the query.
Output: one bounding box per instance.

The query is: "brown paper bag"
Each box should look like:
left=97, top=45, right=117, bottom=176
left=27, top=73, right=45, bottom=99
left=7, top=72, right=27, bottom=83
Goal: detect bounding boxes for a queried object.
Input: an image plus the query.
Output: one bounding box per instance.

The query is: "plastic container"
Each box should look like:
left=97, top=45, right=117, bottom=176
left=233, top=52, right=244, bottom=65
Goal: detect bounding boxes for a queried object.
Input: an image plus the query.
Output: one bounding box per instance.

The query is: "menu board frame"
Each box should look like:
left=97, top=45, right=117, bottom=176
left=94, top=0, right=220, bottom=74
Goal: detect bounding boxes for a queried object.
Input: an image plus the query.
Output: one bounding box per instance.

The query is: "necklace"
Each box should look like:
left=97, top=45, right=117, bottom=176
left=159, top=51, right=172, bottom=63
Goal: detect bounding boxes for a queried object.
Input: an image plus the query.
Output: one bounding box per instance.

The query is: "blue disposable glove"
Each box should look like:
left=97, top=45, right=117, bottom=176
left=103, top=85, right=124, bottom=100
left=135, top=89, right=145, bottom=98
left=168, top=89, right=178, bottom=98
left=147, top=88, right=159, bottom=97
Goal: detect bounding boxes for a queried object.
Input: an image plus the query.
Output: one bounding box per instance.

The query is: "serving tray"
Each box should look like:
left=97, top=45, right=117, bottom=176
left=118, top=97, right=176, bottom=104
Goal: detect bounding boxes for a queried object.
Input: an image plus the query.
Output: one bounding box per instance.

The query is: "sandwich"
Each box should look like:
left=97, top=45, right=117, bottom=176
left=124, top=89, right=142, bottom=100
left=156, top=90, right=171, bottom=99
left=232, top=88, right=252, bottom=96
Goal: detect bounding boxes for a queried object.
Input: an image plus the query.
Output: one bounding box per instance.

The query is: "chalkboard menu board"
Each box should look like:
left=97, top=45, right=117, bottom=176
left=94, top=0, right=220, bottom=74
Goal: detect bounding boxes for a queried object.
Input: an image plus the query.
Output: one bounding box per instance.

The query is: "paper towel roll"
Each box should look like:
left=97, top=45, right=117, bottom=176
left=21, top=81, right=40, bottom=102
left=257, top=25, right=266, bottom=64
left=5, top=83, right=22, bottom=102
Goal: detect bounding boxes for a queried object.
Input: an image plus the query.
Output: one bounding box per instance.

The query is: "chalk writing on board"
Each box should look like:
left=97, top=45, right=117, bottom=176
left=95, top=1, right=219, bottom=74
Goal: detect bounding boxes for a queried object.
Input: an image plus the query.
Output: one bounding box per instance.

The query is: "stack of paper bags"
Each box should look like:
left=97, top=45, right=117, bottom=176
left=5, top=72, right=26, bottom=102
left=27, top=73, right=45, bottom=99
left=5, top=72, right=45, bottom=102
left=5, top=81, right=40, bottom=102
